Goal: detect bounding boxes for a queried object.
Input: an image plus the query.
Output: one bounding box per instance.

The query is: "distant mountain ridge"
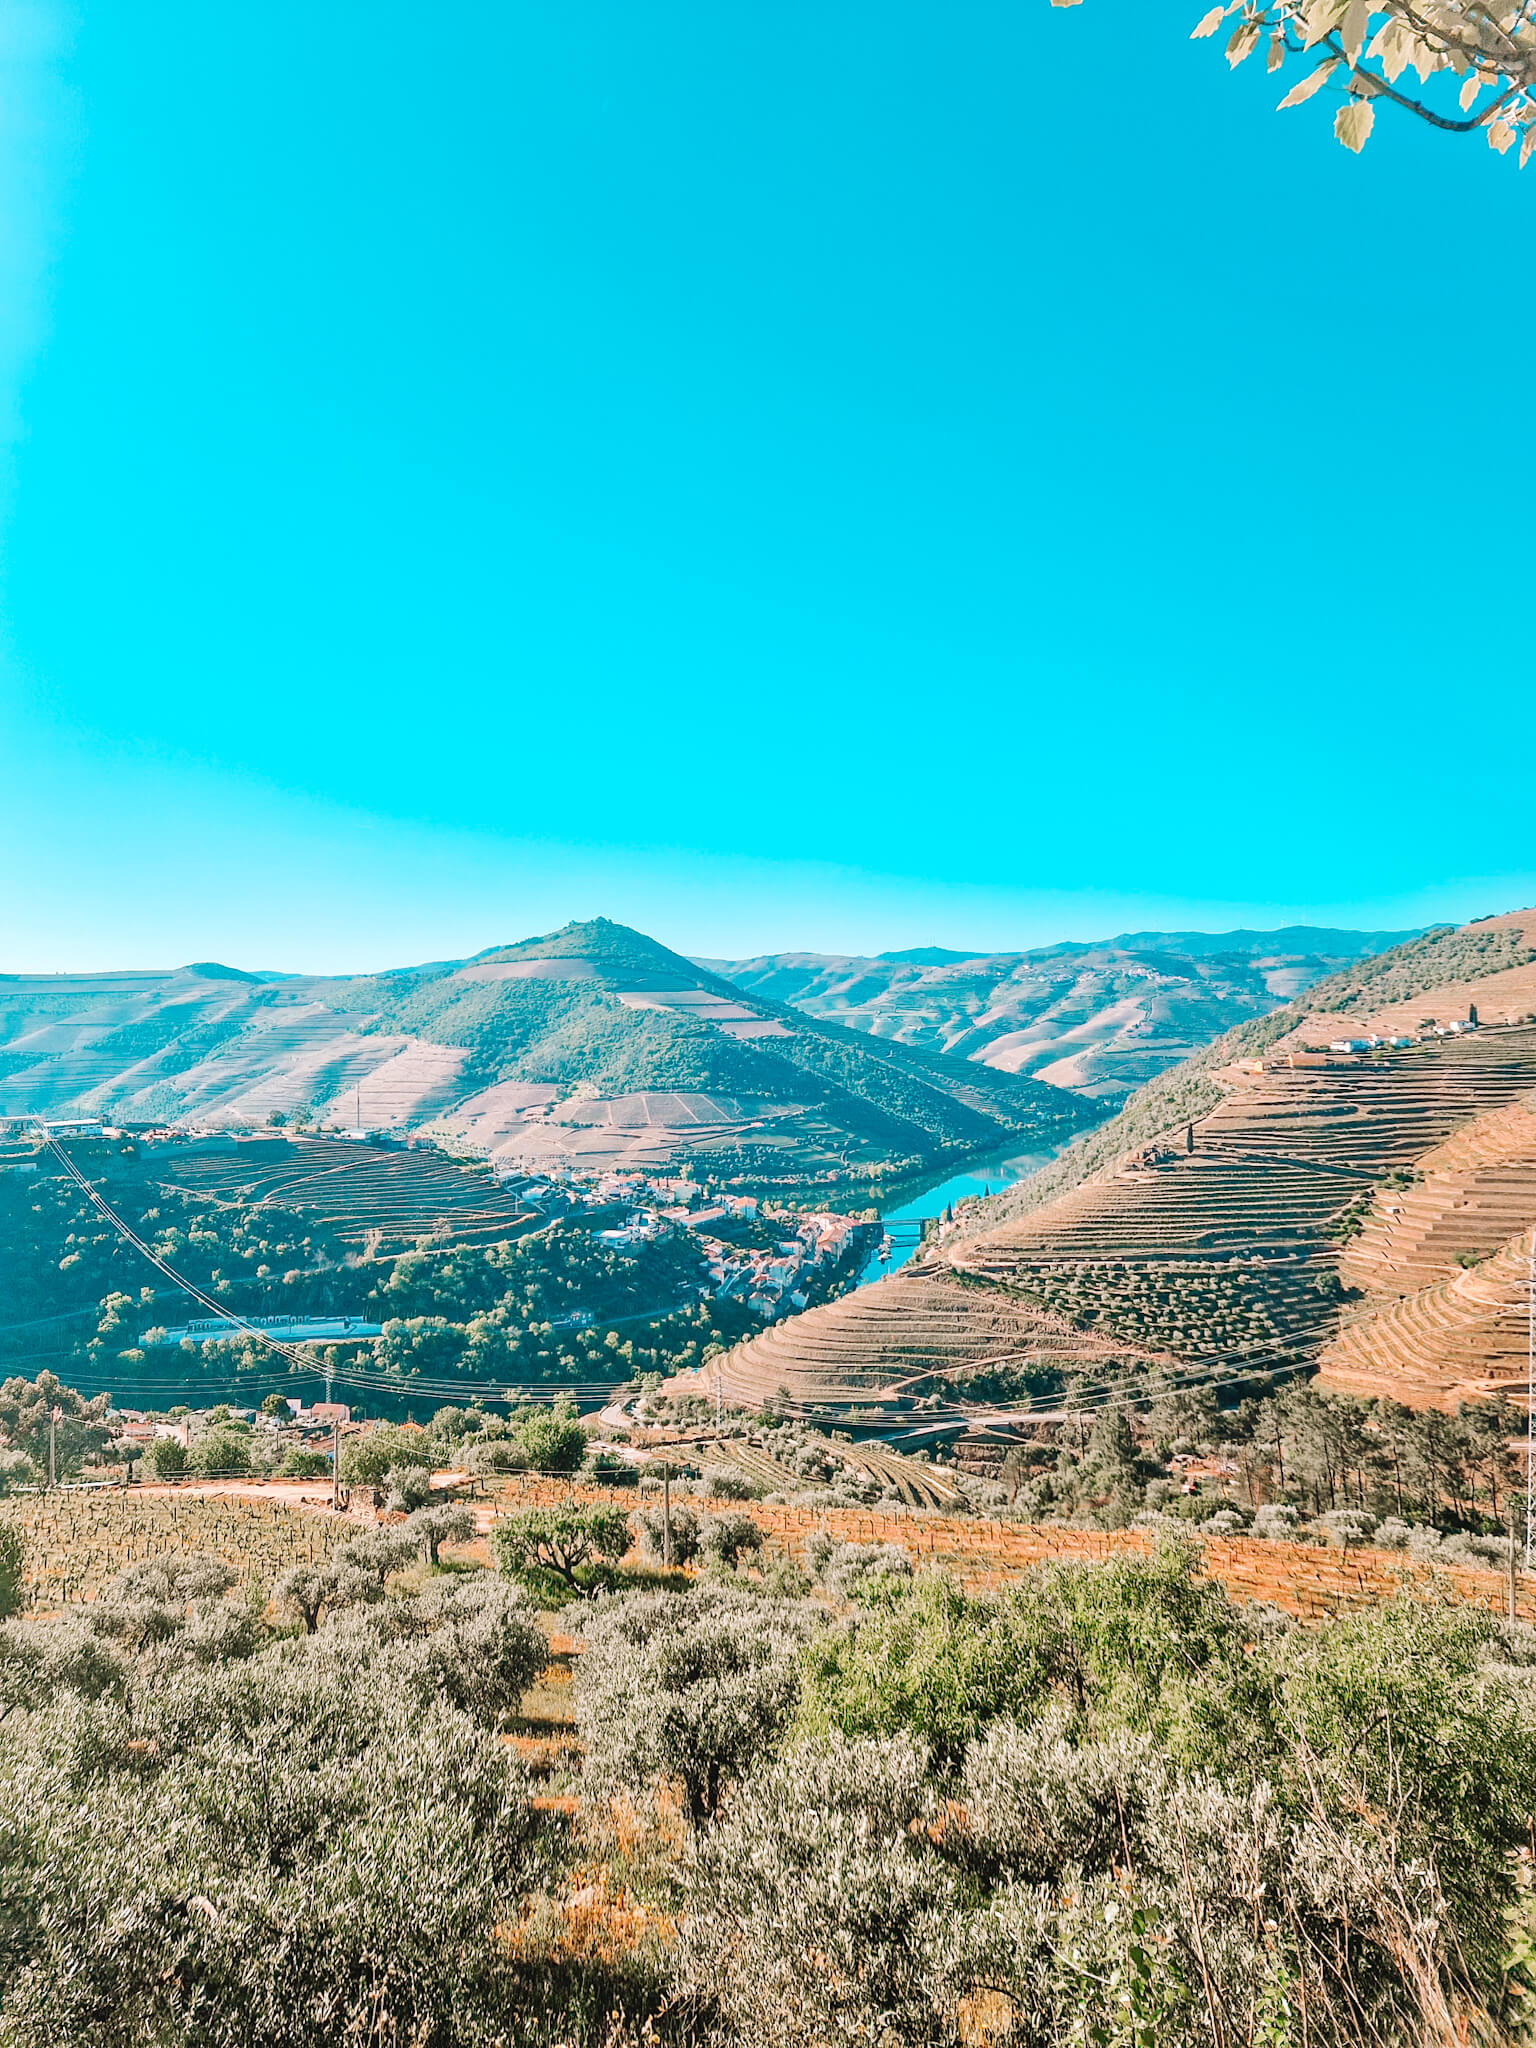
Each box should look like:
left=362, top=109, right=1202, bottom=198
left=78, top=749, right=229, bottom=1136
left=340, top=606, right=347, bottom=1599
left=0, top=919, right=1096, bottom=1195
left=705, top=925, right=1422, bottom=1104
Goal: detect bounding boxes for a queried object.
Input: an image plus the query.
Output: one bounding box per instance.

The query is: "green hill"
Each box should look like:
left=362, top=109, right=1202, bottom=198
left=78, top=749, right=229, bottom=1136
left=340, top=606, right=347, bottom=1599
left=357, top=920, right=1099, bottom=1186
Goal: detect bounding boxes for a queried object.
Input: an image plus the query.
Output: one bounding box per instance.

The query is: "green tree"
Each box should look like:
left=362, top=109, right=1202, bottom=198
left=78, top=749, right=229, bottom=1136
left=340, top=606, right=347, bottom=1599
left=493, top=1503, right=629, bottom=1595
left=513, top=1407, right=587, bottom=1474
left=0, top=1372, right=111, bottom=1480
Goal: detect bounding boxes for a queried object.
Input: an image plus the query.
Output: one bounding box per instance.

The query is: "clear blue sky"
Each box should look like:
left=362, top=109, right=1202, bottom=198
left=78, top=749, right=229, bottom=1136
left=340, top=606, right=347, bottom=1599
left=1, top=1, right=1531, bottom=972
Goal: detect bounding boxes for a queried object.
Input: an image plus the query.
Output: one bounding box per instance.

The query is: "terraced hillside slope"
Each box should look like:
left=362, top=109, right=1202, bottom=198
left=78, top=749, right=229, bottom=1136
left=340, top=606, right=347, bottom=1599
left=146, top=1136, right=543, bottom=1254
left=0, top=923, right=1096, bottom=1195
left=717, top=911, right=1536, bottom=1418
left=704, top=1264, right=1177, bottom=1419
left=708, top=926, right=1414, bottom=1103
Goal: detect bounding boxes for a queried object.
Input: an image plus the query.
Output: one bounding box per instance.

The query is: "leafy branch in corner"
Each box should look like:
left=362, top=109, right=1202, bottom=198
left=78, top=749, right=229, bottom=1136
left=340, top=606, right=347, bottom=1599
left=1052, top=0, right=1536, bottom=159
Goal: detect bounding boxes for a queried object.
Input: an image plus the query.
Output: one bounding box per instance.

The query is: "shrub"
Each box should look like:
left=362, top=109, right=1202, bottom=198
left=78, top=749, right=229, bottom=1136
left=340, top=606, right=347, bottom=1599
left=797, top=1546, right=1256, bottom=1770
left=459, top=1438, right=528, bottom=1476
left=805, top=1533, right=912, bottom=1600
left=680, top=1732, right=961, bottom=2046
left=698, top=1511, right=765, bottom=1571
left=383, top=1462, right=434, bottom=1513
left=700, top=1464, right=759, bottom=1500
left=143, top=1437, right=187, bottom=1479
left=577, top=1586, right=817, bottom=1823
left=192, top=1427, right=251, bottom=1477
left=631, top=1501, right=700, bottom=1567
left=1252, top=1503, right=1299, bottom=1541
left=278, top=1449, right=330, bottom=1479
left=0, top=1449, right=36, bottom=1498
left=1314, top=1508, right=1377, bottom=1550
left=0, top=1647, right=536, bottom=2043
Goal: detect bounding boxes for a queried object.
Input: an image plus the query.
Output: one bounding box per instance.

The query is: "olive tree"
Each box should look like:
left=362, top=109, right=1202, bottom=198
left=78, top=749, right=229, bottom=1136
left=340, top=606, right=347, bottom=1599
left=0, top=1652, right=536, bottom=2046
left=406, top=1500, right=476, bottom=1566
left=576, top=1586, right=818, bottom=1824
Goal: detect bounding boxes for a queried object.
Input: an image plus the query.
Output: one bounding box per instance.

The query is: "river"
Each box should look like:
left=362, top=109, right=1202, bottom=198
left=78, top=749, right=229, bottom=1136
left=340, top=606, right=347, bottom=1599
left=854, top=1147, right=1056, bottom=1288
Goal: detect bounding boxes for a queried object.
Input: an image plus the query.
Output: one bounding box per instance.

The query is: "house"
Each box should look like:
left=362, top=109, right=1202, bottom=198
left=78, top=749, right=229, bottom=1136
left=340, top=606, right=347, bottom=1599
left=1328, top=1039, right=1374, bottom=1054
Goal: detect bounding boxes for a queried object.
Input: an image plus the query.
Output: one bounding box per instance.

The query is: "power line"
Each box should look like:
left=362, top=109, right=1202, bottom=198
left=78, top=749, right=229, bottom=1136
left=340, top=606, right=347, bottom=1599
left=21, top=1125, right=631, bottom=1408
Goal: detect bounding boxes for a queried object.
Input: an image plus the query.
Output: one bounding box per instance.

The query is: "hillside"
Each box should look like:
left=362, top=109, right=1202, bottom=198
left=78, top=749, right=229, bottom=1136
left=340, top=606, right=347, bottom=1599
left=716, top=910, right=1536, bottom=1418
left=0, top=922, right=1097, bottom=1195
left=706, top=926, right=1416, bottom=1103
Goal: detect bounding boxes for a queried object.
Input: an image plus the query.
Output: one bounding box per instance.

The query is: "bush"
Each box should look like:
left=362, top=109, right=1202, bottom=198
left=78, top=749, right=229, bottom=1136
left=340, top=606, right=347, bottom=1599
left=680, top=1732, right=961, bottom=2046
left=143, top=1437, right=187, bottom=1480
left=0, top=1643, right=537, bottom=2043
left=192, top=1427, right=251, bottom=1477
left=278, top=1449, right=330, bottom=1479
left=1314, top=1508, right=1377, bottom=1550
left=0, top=1449, right=36, bottom=1498
left=796, top=1546, right=1256, bottom=1770
left=405, top=1501, right=476, bottom=1566
left=1252, top=1503, right=1299, bottom=1541
left=700, top=1464, right=759, bottom=1500
left=686, top=1583, right=1536, bottom=2048
left=459, top=1438, right=528, bottom=1476
left=631, top=1501, right=700, bottom=1567
left=383, top=1462, right=434, bottom=1513
left=805, top=1533, right=912, bottom=1600
left=698, top=1511, right=765, bottom=1571
left=577, top=1586, right=817, bottom=1823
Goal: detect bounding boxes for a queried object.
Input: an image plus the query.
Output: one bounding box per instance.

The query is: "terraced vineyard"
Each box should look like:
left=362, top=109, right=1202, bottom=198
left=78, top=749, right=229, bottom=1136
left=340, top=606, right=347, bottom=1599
left=713, top=1264, right=1175, bottom=1417
left=708, top=914, right=1536, bottom=1420
left=654, top=1430, right=971, bottom=1509
left=147, top=1137, right=541, bottom=1251
left=1317, top=1234, right=1535, bottom=1409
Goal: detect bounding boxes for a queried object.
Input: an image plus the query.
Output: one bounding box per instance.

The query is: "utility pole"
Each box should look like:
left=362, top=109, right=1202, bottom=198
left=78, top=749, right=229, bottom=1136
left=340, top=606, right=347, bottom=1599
left=332, top=1414, right=341, bottom=1511
left=663, top=1462, right=672, bottom=1569
left=1508, top=1505, right=1519, bottom=1624
left=47, top=1404, right=58, bottom=1489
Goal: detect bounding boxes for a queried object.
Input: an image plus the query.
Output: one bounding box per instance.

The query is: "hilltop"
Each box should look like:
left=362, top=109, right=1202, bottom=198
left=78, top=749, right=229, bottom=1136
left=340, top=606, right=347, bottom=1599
left=706, top=925, right=1416, bottom=1103
left=715, top=910, right=1536, bottom=1419
left=0, top=920, right=1096, bottom=1196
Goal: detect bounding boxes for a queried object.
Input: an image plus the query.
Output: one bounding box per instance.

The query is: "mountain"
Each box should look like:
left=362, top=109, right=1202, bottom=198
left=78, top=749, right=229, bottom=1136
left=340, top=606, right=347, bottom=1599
left=704, top=927, right=1421, bottom=1105
left=714, top=911, right=1536, bottom=1419
left=0, top=921, right=1098, bottom=1195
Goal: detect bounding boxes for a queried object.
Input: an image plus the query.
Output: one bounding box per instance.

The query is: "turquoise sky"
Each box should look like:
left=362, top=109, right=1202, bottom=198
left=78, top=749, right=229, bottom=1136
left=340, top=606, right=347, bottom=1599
left=1, top=2, right=1532, bottom=971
